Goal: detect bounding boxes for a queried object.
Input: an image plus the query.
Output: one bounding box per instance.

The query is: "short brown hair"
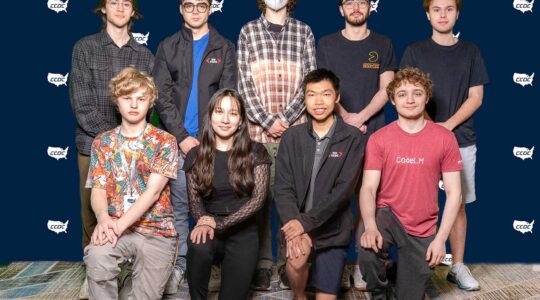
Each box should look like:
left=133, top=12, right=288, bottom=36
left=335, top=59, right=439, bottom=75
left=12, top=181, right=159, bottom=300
left=386, top=67, right=433, bottom=101
left=94, top=0, right=142, bottom=31
left=109, top=68, right=158, bottom=106
left=423, top=0, right=462, bottom=12
left=257, top=0, right=297, bottom=13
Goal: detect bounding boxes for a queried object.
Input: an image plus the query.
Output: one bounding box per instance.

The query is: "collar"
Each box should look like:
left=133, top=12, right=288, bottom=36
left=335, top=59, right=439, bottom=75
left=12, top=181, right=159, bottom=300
left=97, top=31, right=140, bottom=51
left=259, top=13, right=290, bottom=31
left=312, top=115, right=337, bottom=140
left=308, top=114, right=341, bottom=140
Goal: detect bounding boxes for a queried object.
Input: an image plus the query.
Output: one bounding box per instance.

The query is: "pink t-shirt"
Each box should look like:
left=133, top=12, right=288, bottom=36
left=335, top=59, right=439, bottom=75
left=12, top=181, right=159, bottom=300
left=364, top=121, right=463, bottom=237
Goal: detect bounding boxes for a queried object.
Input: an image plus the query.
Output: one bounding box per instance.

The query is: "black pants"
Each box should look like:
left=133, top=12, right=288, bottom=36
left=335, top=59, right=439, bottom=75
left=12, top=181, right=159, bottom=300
left=357, top=207, right=435, bottom=300
left=187, top=220, right=259, bottom=300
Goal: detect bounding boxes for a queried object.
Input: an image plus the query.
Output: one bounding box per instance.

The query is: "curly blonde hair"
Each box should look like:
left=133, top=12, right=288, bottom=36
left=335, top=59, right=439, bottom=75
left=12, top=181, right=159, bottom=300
left=386, top=67, right=433, bottom=101
left=109, top=67, right=158, bottom=107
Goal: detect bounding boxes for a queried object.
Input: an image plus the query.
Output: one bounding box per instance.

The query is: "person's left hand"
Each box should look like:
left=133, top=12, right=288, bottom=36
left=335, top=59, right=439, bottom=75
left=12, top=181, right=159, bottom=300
left=282, top=219, right=305, bottom=241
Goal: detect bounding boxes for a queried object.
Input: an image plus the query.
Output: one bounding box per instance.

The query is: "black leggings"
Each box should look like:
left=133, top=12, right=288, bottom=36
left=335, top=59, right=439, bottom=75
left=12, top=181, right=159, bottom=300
left=187, top=220, right=259, bottom=300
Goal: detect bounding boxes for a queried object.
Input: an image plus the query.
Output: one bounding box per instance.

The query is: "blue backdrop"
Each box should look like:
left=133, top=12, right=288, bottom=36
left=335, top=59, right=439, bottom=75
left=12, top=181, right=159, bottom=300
left=2, top=0, right=538, bottom=263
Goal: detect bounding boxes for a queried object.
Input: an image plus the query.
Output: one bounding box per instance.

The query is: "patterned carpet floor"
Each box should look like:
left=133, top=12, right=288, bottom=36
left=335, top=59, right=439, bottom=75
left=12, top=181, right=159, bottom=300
left=1, top=262, right=539, bottom=299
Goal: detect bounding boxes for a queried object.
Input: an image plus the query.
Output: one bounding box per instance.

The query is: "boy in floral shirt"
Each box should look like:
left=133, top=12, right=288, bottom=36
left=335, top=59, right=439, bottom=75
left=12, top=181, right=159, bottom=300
left=84, top=67, right=178, bottom=299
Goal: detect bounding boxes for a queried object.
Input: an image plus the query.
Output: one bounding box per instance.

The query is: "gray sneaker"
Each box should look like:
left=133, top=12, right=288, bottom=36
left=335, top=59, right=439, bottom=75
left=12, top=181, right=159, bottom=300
left=447, top=263, right=480, bottom=291
left=352, top=264, right=367, bottom=291
left=164, top=266, right=184, bottom=295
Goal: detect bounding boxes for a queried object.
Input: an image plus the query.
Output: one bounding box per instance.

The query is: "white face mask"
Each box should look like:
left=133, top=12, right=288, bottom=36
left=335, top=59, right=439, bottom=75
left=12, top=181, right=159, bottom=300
left=264, top=0, right=288, bottom=11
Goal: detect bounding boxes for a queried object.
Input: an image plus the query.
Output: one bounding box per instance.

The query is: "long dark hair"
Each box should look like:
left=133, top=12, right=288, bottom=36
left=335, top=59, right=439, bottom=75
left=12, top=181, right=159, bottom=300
left=191, top=89, right=255, bottom=197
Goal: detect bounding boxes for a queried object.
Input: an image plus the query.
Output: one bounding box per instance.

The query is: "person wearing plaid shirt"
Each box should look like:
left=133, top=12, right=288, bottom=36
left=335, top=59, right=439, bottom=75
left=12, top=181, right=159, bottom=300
left=237, top=0, right=316, bottom=290
left=69, top=1, right=154, bottom=298
left=70, top=0, right=154, bottom=251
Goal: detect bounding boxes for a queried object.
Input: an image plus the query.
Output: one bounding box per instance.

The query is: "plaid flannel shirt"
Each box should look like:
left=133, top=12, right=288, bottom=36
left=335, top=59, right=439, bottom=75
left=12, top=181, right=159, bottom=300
left=70, top=32, right=154, bottom=155
left=237, top=15, right=316, bottom=143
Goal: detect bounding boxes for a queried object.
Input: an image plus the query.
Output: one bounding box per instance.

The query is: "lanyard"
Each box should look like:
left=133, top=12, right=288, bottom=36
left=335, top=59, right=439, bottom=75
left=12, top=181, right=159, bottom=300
left=116, top=124, right=147, bottom=196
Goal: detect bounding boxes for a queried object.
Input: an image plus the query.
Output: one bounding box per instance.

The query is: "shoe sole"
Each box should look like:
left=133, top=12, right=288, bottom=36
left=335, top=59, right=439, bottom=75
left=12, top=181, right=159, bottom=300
left=353, top=286, right=367, bottom=292
left=446, top=273, right=480, bottom=291
left=250, top=285, right=272, bottom=291
left=279, top=282, right=291, bottom=290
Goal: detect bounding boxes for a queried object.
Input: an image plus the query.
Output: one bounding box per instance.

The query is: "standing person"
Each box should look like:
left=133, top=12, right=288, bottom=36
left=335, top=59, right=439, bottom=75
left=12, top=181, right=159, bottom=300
left=317, top=0, right=396, bottom=136
left=152, top=0, right=237, bottom=292
left=184, top=89, right=271, bottom=300
left=316, top=0, right=397, bottom=289
left=275, top=69, right=365, bottom=300
left=70, top=1, right=154, bottom=297
left=400, top=0, right=489, bottom=291
left=237, top=0, right=317, bottom=290
left=84, top=68, right=178, bottom=299
left=70, top=0, right=154, bottom=252
left=358, top=68, right=463, bottom=300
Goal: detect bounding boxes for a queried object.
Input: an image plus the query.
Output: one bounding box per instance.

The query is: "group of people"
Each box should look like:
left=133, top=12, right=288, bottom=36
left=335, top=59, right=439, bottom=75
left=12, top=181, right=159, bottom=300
left=70, top=0, right=488, bottom=299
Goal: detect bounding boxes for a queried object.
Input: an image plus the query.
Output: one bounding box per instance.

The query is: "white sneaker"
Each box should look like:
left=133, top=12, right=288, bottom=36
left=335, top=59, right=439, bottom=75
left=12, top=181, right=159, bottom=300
left=78, top=276, right=89, bottom=299
left=352, top=264, right=367, bottom=291
left=447, top=263, right=480, bottom=291
left=208, top=265, right=221, bottom=292
left=341, top=265, right=351, bottom=290
left=164, top=266, right=184, bottom=295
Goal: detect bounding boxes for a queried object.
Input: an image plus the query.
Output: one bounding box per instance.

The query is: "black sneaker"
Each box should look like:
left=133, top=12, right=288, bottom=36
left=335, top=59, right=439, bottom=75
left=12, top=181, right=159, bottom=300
left=251, top=268, right=272, bottom=291
left=278, top=265, right=290, bottom=290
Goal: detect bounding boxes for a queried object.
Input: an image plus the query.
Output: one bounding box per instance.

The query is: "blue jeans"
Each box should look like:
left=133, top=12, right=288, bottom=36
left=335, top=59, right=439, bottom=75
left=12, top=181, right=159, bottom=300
left=170, top=153, right=189, bottom=270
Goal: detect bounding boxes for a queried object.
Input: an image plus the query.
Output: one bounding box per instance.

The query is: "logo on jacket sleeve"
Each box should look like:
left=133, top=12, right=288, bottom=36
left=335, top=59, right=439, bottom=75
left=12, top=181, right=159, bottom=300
left=329, top=151, right=344, bottom=158
left=206, top=57, right=222, bottom=64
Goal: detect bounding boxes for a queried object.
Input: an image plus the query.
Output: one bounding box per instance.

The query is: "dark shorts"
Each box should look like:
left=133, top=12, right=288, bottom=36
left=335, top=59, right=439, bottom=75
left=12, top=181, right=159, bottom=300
left=308, top=246, right=348, bottom=295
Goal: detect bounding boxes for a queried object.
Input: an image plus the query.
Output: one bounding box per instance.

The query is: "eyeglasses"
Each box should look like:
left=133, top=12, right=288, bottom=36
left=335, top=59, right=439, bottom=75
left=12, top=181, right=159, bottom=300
left=107, top=0, right=133, bottom=9
left=342, top=0, right=369, bottom=9
left=182, top=2, right=210, bottom=13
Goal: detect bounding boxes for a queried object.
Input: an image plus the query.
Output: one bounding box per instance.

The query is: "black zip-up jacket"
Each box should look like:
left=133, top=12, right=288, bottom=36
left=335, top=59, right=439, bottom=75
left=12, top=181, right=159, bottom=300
left=153, top=25, right=237, bottom=144
left=275, top=116, right=366, bottom=249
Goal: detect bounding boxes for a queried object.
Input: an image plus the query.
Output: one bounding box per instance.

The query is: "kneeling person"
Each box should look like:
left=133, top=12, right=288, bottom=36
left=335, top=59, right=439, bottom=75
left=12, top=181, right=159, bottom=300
left=184, top=89, right=272, bottom=300
left=357, top=68, right=462, bottom=300
left=275, top=69, right=366, bottom=300
left=84, top=68, right=178, bottom=299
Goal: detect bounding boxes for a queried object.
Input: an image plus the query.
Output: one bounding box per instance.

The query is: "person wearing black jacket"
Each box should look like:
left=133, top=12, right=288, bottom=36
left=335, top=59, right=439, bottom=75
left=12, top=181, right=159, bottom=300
left=152, top=0, right=237, bottom=294
left=275, top=69, right=366, bottom=300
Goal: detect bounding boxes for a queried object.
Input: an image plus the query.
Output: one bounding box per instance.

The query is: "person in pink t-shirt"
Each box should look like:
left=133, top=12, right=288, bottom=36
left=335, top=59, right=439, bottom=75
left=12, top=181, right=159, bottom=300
left=357, top=67, right=463, bottom=300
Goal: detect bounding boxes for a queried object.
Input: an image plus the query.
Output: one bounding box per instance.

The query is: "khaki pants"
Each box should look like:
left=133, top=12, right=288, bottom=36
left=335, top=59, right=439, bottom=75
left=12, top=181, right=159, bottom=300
left=78, top=153, right=96, bottom=249
left=84, top=230, right=176, bottom=300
